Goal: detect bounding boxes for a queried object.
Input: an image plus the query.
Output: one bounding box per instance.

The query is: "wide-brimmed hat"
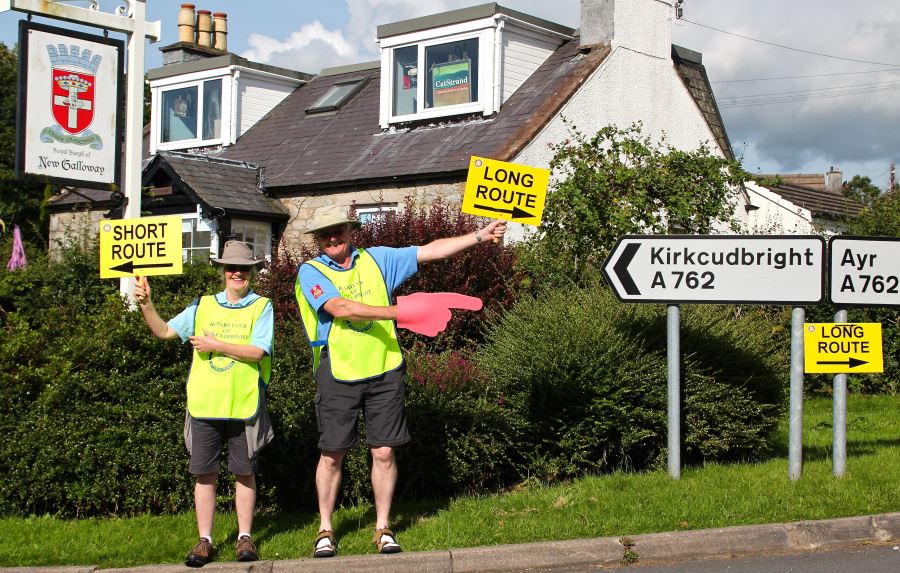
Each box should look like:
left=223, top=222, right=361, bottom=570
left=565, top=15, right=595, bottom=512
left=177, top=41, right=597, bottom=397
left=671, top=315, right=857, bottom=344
left=304, top=205, right=361, bottom=235
left=211, top=240, right=263, bottom=267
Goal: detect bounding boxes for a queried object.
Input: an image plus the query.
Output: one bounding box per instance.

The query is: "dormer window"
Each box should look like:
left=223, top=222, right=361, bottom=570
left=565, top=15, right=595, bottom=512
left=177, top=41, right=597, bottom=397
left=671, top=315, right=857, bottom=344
left=158, top=77, right=224, bottom=148
left=377, top=5, right=573, bottom=128
left=383, top=30, right=490, bottom=125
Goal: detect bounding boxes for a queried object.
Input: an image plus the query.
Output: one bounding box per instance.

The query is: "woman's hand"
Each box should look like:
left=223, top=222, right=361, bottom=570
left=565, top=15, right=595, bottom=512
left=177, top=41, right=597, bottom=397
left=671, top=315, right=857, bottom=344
left=134, top=275, right=152, bottom=307
left=189, top=329, right=221, bottom=354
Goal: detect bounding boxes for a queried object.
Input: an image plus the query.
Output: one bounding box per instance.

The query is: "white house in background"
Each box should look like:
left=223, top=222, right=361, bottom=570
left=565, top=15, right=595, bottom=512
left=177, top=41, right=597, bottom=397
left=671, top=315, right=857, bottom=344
left=49, top=0, right=755, bottom=259
left=744, top=168, right=864, bottom=235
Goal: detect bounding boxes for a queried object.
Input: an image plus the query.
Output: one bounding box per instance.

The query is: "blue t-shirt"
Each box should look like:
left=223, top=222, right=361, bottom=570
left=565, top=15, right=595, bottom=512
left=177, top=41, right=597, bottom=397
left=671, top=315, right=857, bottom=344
left=297, top=245, right=419, bottom=342
left=167, top=289, right=274, bottom=355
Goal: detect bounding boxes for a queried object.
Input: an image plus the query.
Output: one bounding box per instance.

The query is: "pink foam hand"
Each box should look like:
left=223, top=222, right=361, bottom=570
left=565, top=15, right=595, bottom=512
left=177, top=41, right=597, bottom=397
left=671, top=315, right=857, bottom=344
left=396, top=292, right=483, bottom=337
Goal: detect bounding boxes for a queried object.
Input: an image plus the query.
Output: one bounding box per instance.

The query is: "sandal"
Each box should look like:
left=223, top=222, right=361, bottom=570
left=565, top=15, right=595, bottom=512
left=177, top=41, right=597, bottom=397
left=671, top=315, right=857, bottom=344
left=372, top=526, right=402, bottom=554
left=313, top=529, right=336, bottom=558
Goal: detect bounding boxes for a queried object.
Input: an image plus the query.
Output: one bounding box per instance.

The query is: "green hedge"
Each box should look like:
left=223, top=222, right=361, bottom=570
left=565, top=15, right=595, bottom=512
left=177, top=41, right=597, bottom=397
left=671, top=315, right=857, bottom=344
left=476, top=277, right=787, bottom=481
left=0, top=250, right=806, bottom=516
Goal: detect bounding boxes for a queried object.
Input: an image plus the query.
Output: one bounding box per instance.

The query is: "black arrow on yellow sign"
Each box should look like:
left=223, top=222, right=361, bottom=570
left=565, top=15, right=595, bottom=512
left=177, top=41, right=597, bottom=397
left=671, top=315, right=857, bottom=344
left=816, top=357, right=868, bottom=368
left=109, top=261, right=175, bottom=274
left=473, top=203, right=534, bottom=220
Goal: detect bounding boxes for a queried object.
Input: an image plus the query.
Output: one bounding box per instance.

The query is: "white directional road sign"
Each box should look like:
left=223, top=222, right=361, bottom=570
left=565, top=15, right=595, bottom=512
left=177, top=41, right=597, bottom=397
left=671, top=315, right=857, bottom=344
left=828, top=236, right=900, bottom=307
left=603, top=235, right=826, bottom=304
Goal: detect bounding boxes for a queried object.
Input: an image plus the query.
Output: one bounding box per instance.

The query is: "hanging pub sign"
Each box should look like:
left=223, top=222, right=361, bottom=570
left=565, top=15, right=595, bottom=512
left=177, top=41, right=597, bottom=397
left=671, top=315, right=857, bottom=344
left=431, top=59, right=471, bottom=107
left=16, top=21, right=124, bottom=190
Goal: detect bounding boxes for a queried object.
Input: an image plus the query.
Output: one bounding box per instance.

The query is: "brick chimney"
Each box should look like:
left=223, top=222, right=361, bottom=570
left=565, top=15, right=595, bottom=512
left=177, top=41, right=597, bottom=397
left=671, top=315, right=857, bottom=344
left=580, top=0, right=673, bottom=58
left=826, top=166, right=842, bottom=194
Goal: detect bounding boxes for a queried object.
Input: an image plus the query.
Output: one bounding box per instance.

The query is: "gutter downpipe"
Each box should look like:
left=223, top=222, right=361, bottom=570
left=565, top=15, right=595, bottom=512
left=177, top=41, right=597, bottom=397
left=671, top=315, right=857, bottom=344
left=494, top=15, right=505, bottom=114
left=231, top=66, right=241, bottom=145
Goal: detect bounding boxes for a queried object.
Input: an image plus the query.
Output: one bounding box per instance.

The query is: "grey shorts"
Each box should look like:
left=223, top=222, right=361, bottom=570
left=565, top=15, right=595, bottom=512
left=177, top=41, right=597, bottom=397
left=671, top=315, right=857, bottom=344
left=315, top=348, right=410, bottom=451
left=185, top=416, right=255, bottom=475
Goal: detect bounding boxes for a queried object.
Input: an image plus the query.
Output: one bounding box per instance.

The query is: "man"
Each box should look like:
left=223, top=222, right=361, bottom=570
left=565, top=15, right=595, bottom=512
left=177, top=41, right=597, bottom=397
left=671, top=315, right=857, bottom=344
left=135, top=240, right=274, bottom=567
left=295, top=205, right=506, bottom=557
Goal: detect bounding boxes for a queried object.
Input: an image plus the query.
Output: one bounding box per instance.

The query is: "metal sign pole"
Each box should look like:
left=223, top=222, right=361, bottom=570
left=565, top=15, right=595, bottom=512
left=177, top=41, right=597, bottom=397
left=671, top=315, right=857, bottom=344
left=832, top=308, right=849, bottom=477
left=788, top=307, right=805, bottom=480
left=667, top=304, right=681, bottom=479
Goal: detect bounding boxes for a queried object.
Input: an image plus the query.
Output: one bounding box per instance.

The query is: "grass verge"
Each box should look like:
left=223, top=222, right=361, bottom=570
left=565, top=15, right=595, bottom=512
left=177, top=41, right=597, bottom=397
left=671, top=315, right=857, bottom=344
left=1, top=395, right=898, bottom=568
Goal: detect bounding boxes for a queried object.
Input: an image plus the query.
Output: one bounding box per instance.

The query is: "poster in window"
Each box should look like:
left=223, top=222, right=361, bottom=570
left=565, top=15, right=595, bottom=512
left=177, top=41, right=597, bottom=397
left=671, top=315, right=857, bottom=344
left=16, top=21, right=124, bottom=190
left=431, top=59, right=471, bottom=107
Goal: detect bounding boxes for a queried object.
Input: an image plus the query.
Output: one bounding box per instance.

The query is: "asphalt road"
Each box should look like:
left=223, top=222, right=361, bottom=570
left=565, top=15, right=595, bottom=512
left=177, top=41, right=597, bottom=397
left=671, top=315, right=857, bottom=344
left=578, top=542, right=900, bottom=572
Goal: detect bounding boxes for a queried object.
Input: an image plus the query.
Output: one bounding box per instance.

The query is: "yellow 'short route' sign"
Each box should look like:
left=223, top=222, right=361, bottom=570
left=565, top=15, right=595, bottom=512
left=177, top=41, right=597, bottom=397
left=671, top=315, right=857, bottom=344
left=803, top=323, right=883, bottom=374
left=99, top=215, right=183, bottom=278
left=462, top=156, right=550, bottom=226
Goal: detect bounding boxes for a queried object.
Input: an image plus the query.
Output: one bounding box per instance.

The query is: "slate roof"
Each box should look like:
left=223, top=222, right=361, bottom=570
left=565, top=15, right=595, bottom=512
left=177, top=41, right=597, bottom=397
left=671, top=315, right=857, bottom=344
left=221, top=39, right=612, bottom=193
left=759, top=181, right=864, bottom=219
left=672, top=45, right=733, bottom=161
left=145, top=152, right=288, bottom=218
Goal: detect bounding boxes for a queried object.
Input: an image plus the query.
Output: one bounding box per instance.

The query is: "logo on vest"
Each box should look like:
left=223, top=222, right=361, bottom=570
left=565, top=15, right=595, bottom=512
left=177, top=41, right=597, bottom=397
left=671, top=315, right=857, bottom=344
left=209, top=353, right=236, bottom=372
left=344, top=319, right=374, bottom=333
left=311, top=284, right=324, bottom=299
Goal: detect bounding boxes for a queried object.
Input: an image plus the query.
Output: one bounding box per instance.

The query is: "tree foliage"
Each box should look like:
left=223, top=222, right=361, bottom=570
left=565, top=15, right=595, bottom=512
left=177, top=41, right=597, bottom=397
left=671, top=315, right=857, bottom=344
left=842, top=174, right=882, bottom=208
left=848, top=189, right=900, bottom=237
left=521, top=123, right=747, bottom=283
left=0, top=42, right=49, bottom=245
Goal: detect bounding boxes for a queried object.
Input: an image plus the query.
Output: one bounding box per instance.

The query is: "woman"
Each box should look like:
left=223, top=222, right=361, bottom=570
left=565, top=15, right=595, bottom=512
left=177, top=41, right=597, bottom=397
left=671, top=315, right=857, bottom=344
left=134, top=240, right=273, bottom=567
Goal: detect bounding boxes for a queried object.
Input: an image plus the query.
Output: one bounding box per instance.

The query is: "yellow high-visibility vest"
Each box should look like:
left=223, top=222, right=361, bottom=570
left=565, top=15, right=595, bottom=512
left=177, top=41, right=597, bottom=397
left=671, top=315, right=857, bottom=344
left=297, top=249, right=403, bottom=382
left=186, top=295, right=271, bottom=419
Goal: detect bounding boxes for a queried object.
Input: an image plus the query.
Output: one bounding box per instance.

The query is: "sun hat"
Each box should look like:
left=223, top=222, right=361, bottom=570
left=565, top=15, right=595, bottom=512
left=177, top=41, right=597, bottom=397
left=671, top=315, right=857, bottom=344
left=304, top=205, right=361, bottom=235
left=211, top=240, right=263, bottom=267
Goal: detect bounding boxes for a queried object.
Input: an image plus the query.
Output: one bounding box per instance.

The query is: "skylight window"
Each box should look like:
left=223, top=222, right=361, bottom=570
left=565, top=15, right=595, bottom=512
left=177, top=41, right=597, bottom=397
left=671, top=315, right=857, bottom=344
left=306, top=78, right=367, bottom=113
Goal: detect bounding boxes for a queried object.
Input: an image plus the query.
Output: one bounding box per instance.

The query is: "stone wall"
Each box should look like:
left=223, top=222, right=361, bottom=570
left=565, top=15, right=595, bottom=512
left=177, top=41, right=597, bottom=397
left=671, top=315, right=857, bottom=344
left=48, top=208, right=106, bottom=260
left=278, top=177, right=466, bottom=251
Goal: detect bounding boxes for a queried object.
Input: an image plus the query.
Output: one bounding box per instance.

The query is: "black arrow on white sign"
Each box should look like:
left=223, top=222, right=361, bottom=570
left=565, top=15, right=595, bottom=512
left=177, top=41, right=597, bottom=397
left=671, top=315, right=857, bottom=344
left=473, top=203, right=534, bottom=220
left=816, top=357, right=868, bottom=368
left=612, top=242, right=641, bottom=295
left=108, top=261, right=174, bottom=274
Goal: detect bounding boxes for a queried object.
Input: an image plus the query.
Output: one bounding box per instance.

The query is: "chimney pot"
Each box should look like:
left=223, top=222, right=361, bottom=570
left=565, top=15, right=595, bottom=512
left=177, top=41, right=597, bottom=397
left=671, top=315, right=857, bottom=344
left=196, top=9, right=213, bottom=48
left=213, top=12, right=228, bottom=52
left=178, top=4, right=196, bottom=44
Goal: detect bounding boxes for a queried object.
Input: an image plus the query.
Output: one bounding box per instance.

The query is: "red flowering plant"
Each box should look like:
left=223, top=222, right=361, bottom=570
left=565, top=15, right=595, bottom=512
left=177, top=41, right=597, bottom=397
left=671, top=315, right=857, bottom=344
left=350, top=196, right=521, bottom=352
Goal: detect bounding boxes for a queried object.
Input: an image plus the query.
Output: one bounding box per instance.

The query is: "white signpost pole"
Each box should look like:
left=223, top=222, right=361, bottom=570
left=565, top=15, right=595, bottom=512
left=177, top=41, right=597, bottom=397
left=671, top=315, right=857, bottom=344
left=0, top=0, right=160, bottom=299
left=120, top=0, right=152, bottom=300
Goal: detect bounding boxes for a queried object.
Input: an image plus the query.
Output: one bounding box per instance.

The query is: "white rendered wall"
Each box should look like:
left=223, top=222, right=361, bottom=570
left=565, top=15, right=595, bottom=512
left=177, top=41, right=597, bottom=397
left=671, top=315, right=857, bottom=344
left=508, top=41, right=732, bottom=242
left=743, top=181, right=815, bottom=234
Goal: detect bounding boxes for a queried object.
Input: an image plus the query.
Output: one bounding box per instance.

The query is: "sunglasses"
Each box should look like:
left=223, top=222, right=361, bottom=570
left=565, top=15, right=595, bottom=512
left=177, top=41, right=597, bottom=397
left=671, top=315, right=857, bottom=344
left=225, top=265, right=252, bottom=273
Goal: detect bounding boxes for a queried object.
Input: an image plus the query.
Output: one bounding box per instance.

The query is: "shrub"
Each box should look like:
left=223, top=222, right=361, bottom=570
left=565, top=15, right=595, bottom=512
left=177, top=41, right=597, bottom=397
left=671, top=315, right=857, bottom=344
left=397, top=346, right=525, bottom=497
left=257, top=197, right=521, bottom=351
left=476, top=274, right=785, bottom=482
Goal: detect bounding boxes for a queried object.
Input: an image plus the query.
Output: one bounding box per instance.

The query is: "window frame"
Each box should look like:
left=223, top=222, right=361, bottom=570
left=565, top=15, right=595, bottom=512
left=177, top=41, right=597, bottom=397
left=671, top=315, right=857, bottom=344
left=152, top=71, right=230, bottom=152
left=180, top=211, right=215, bottom=264
left=230, top=218, right=273, bottom=260
left=306, top=77, right=368, bottom=114
left=356, top=203, right=399, bottom=225
left=380, top=23, right=496, bottom=127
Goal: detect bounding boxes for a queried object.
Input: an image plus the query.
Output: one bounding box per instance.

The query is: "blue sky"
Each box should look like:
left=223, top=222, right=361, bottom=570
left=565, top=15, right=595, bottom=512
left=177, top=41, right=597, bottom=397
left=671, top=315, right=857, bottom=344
left=2, top=0, right=898, bottom=190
